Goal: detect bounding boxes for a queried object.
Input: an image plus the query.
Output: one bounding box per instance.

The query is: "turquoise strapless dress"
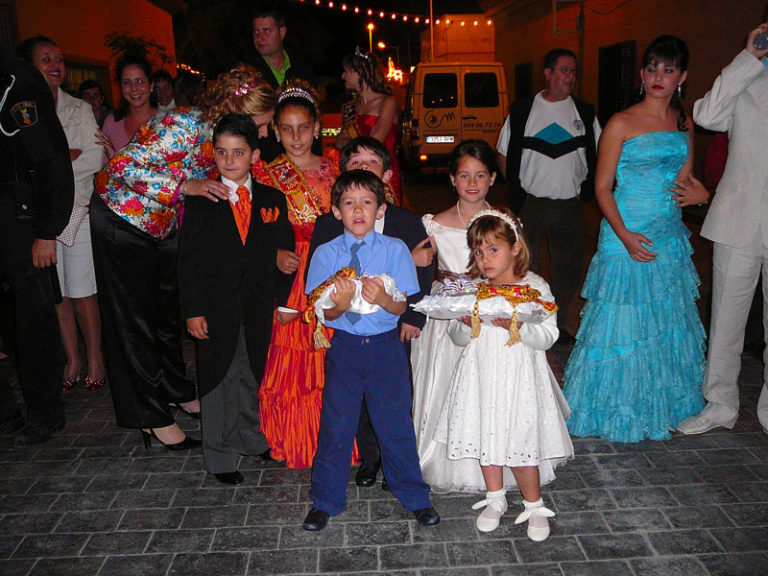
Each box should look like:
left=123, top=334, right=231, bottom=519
left=563, top=131, right=705, bottom=442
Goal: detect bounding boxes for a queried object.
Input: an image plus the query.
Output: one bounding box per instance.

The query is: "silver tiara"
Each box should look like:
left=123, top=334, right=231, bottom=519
left=468, top=209, right=520, bottom=241
left=278, top=87, right=315, bottom=105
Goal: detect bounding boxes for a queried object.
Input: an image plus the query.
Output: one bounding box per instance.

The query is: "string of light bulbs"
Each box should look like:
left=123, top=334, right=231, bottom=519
left=295, top=0, right=493, bottom=27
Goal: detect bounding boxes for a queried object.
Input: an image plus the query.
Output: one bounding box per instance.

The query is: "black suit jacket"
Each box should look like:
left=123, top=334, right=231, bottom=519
left=178, top=181, right=295, bottom=396
left=306, top=203, right=434, bottom=330
left=505, top=94, right=597, bottom=214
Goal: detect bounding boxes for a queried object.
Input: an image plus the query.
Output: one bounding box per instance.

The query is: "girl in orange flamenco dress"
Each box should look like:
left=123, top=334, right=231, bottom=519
left=254, top=80, right=346, bottom=468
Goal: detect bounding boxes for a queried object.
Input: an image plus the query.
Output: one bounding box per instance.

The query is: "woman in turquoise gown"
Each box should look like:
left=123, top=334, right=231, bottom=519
left=563, top=36, right=710, bottom=443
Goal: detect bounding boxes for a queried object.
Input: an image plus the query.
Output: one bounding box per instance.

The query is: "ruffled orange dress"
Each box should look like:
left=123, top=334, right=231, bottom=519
left=255, top=151, right=344, bottom=468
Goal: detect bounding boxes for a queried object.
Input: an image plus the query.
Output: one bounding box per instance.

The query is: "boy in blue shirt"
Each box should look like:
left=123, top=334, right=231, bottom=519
left=302, top=170, right=439, bottom=531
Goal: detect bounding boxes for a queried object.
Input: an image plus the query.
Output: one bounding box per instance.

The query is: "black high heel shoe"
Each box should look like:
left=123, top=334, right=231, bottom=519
left=141, top=429, right=201, bottom=451
left=169, top=402, right=201, bottom=420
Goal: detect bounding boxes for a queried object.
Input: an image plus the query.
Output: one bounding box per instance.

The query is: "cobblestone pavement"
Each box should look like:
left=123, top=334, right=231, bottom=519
left=1, top=186, right=766, bottom=575
left=1, top=354, right=766, bottom=576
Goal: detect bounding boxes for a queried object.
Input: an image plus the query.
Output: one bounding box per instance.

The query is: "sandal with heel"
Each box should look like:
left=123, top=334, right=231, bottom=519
left=85, top=376, right=105, bottom=391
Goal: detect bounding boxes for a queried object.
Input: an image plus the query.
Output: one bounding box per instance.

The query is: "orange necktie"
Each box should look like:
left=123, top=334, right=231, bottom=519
left=232, top=185, right=251, bottom=244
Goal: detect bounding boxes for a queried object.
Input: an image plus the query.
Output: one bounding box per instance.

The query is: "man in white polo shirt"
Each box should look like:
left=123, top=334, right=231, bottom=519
left=497, top=48, right=600, bottom=345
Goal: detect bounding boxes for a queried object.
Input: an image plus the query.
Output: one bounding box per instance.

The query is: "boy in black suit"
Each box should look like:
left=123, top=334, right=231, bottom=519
left=307, top=137, right=434, bottom=490
left=179, top=114, right=295, bottom=484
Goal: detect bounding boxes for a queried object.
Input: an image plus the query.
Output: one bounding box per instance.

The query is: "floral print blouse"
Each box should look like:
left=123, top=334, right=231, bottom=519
left=94, top=107, right=214, bottom=239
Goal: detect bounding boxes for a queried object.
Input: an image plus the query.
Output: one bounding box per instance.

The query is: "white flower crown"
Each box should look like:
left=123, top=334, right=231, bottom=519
left=468, top=209, right=521, bottom=241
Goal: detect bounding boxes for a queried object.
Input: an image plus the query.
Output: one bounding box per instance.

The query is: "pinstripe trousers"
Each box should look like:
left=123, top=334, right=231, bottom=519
left=201, top=325, right=270, bottom=473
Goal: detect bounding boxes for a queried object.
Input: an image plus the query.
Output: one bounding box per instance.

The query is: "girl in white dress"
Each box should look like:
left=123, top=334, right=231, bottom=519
left=411, top=140, right=497, bottom=493
left=435, top=209, right=574, bottom=540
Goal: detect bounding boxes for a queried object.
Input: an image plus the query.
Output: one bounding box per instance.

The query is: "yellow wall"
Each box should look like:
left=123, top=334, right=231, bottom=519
left=16, top=0, right=176, bottom=104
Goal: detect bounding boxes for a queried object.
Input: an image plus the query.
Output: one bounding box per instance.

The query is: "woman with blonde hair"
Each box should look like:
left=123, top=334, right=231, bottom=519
left=91, top=66, right=276, bottom=449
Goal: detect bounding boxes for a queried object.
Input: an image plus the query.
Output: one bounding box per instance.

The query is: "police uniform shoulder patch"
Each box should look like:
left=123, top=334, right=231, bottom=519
left=10, top=101, right=38, bottom=128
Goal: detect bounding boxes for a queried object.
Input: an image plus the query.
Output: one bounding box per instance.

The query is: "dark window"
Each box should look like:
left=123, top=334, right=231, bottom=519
left=464, top=72, right=499, bottom=108
left=598, top=41, right=636, bottom=126
left=515, top=62, right=533, bottom=101
left=423, top=73, right=457, bottom=109
left=64, top=61, right=113, bottom=103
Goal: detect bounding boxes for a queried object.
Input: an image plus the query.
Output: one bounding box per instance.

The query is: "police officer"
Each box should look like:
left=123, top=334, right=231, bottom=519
left=0, top=49, right=73, bottom=445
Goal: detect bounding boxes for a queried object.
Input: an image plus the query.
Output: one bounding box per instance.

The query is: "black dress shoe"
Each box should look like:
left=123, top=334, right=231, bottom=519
left=258, top=448, right=273, bottom=461
left=214, top=471, right=244, bottom=485
left=303, top=507, right=330, bottom=531
left=413, top=506, right=440, bottom=526
left=13, top=416, right=65, bottom=446
left=381, top=476, right=389, bottom=491
left=0, top=407, right=25, bottom=434
left=355, top=460, right=380, bottom=487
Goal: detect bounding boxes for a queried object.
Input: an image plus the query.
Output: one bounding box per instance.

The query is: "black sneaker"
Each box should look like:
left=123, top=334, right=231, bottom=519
left=14, top=416, right=65, bottom=446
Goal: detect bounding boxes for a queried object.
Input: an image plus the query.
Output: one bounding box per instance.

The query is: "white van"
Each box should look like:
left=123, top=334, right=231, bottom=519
left=401, top=62, right=508, bottom=176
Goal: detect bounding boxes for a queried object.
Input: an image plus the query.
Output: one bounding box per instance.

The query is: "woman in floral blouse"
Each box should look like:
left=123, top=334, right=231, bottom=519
left=91, top=66, right=277, bottom=449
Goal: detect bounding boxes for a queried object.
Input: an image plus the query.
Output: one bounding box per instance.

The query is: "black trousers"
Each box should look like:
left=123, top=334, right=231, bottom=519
left=520, top=195, right=586, bottom=330
left=0, top=191, right=64, bottom=425
left=90, top=196, right=195, bottom=429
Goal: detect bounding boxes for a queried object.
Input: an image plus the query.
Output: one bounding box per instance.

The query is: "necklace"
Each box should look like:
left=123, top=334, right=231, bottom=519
left=456, top=201, right=491, bottom=229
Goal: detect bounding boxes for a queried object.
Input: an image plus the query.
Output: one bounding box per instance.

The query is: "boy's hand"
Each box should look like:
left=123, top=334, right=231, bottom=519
left=277, top=249, right=301, bottom=274
left=276, top=310, right=299, bottom=325
left=400, top=323, right=421, bottom=342
left=411, top=237, right=435, bottom=267
left=186, top=316, right=209, bottom=340
left=330, top=278, right=355, bottom=312
left=360, top=277, right=387, bottom=306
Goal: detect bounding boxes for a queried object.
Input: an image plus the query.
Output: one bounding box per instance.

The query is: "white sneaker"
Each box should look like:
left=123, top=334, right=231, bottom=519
left=515, top=498, right=555, bottom=542
left=472, top=493, right=508, bottom=532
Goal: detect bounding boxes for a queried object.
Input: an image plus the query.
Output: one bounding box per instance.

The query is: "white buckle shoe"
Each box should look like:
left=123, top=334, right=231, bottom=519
left=514, top=498, right=555, bottom=542
left=472, top=494, right=508, bottom=533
